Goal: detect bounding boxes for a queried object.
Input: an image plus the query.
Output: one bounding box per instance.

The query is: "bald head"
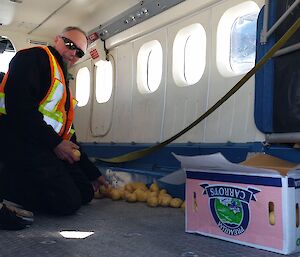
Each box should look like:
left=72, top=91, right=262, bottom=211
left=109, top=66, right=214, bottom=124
left=54, top=27, right=88, bottom=67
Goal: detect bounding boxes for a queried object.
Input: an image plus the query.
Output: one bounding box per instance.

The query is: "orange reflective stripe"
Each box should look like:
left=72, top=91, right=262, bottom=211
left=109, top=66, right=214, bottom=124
left=39, top=47, right=59, bottom=105
left=0, top=72, right=8, bottom=92
left=62, top=92, right=75, bottom=140
left=0, top=72, right=9, bottom=115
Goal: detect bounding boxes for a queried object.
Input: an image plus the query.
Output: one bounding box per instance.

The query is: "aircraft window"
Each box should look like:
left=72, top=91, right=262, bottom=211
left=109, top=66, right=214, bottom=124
left=95, top=60, right=113, bottom=104
left=173, top=23, right=206, bottom=87
left=75, top=67, right=90, bottom=107
left=0, top=36, right=15, bottom=73
left=137, top=40, right=163, bottom=94
left=216, top=1, right=259, bottom=77
left=230, top=12, right=258, bottom=73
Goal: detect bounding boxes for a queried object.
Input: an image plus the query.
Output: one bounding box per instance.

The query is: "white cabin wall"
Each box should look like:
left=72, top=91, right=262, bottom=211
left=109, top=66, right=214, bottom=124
left=109, top=46, right=135, bottom=142
left=78, top=44, right=136, bottom=143
left=163, top=9, right=212, bottom=143
left=73, top=0, right=266, bottom=144
left=89, top=61, right=114, bottom=140
left=130, top=30, right=167, bottom=143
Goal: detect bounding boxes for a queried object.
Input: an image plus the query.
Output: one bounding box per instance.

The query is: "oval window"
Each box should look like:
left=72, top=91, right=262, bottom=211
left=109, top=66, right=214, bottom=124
left=216, top=1, right=259, bottom=77
left=173, top=23, right=206, bottom=87
left=137, top=40, right=163, bottom=94
left=76, top=67, right=90, bottom=107
left=0, top=36, right=16, bottom=73
left=95, top=60, right=113, bottom=104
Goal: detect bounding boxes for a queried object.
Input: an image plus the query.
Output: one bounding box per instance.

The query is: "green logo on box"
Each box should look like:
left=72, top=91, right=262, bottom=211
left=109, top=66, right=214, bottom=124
left=215, top=198, right=243, bottom=226
left=201, top=184, right=260, bottom=236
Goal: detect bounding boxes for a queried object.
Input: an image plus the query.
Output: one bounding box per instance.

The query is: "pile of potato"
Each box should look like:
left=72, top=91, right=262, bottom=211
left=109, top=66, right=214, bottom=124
left=94, top=181, right=185, bottom=209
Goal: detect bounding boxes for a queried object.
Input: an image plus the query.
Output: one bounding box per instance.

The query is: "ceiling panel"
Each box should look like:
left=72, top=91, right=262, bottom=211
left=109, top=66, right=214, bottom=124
left=0, top=0, right=140, bottom=39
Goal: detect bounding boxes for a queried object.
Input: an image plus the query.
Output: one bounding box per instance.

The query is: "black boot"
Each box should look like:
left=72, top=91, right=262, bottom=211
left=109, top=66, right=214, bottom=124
left=0, top=204, right=33, bottom=230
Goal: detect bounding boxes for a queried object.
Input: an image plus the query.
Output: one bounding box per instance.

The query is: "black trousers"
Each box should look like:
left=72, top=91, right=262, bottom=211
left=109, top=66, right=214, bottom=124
left=0, top=162, right=3, bottom=203
left=0, top=142, right=95, bottom=215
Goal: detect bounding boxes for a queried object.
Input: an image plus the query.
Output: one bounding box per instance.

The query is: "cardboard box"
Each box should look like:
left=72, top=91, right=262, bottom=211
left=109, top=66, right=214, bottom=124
left=175, top=153, right=300, bottom=255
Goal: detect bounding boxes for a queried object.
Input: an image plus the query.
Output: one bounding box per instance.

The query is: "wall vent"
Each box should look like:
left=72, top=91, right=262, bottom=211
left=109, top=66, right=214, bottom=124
left=28, top=39, right=48, bottom=46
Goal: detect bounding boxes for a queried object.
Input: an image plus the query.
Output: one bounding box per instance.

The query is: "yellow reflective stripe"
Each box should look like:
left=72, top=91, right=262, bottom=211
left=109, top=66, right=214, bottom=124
left=40, top=80, right=64, bottom=111
left=0, top=108, right=6, bottom=115
left=38, top=106, right=64, bottom=123
left=49, top=53, right=61, bottom=81
left=70, top=128, right=75, bottom=135
left=72, top=99, right=78, bottom=109
left=39, top=106, right=64, bottom=133
left=55, top=65, right=61, bottom=80
left=40, top=51, right=63, bottom=112
left=0, top=92, right=6, bottom=114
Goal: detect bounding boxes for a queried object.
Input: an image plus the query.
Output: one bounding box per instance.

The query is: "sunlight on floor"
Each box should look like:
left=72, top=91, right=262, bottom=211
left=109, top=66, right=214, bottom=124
left=59, top=231, right=94, bottom=239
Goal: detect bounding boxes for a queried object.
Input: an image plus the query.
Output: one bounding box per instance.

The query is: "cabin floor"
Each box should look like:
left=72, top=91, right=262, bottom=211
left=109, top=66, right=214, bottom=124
left=0, top=199, right=294, bottom=257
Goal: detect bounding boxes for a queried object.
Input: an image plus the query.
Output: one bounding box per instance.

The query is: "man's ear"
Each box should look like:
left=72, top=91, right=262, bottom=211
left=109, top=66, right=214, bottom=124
left=54, top=35, right=60, bottom=45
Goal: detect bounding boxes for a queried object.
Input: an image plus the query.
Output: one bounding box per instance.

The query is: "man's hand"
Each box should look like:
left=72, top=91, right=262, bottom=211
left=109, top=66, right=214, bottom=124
left=92, top=175, right=109, bottom=192
left=54, top=140, right=80, bottom=164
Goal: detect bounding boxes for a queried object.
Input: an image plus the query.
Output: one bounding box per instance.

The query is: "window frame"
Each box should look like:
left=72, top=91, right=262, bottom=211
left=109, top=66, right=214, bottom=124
left=136, top=40, right=163, bottom=94
left=216, top=1, right=260, bottom=77
left=172, top=23, right=206, bottom=87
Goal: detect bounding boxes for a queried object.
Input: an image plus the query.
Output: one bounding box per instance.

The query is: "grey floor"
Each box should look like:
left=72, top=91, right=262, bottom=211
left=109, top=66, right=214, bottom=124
left=0, top=199, right=297, bottom=257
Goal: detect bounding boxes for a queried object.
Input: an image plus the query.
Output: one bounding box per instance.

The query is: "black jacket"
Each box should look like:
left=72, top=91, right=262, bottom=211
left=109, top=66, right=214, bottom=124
left=0, top=72, right=4, bottom=83
left=0, top=46, right=100, bottom=180
left=3, top=46, right=67, bottom=148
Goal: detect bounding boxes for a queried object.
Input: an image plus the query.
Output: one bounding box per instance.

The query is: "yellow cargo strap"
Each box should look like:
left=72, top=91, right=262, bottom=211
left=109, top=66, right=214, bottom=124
left=96, top=17, right=300, bottom=164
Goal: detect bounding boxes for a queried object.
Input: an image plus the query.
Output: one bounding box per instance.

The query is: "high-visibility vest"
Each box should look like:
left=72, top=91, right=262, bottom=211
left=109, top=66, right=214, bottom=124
left=0, top=46, right=75, bottom=140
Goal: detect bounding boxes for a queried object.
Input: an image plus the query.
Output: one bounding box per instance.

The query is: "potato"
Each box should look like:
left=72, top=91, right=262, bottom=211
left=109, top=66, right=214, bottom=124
left=269, top=211, right=275, bottom=225
left=72, top=149, right=81, bottom=161
left=159, top=195, right=172, bottom=207
left=94, top=190, right=104, bottom=199
left=147, top=191, right=158, bottom=198
left=181, top=201, right=186, bottom=210
left=131, top=182, right=148, bottom=191
left=147, top=196, right=159, bottom=207
left=135, top=188, right=148, bottom=202
left=118, top=188, right=125, bottom=199
left=124, top=182, right=148, bottom=192
left=150, top=183, right=159, bottom=192
left=99, top=185, right=106, bottom=194
left=159, top=189, right=167, bottom=195
left=122, top=190, right=130, bottom=200
left=170, top=198, right=183, bottom=208
left=99, top=185, right=112, bottom=198
left=124, top=183, right=134, bottom=193
left=158, top=193, right=172, bottom=201
left=110, top=189, right=122, bottom=201
left=126, top=192, right=137, bottom=203
left=94, top=185, right=113, bottom=199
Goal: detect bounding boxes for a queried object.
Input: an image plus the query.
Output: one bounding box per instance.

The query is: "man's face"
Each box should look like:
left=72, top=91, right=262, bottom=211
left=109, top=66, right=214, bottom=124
left=54, top=29, right=87, bottom=67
